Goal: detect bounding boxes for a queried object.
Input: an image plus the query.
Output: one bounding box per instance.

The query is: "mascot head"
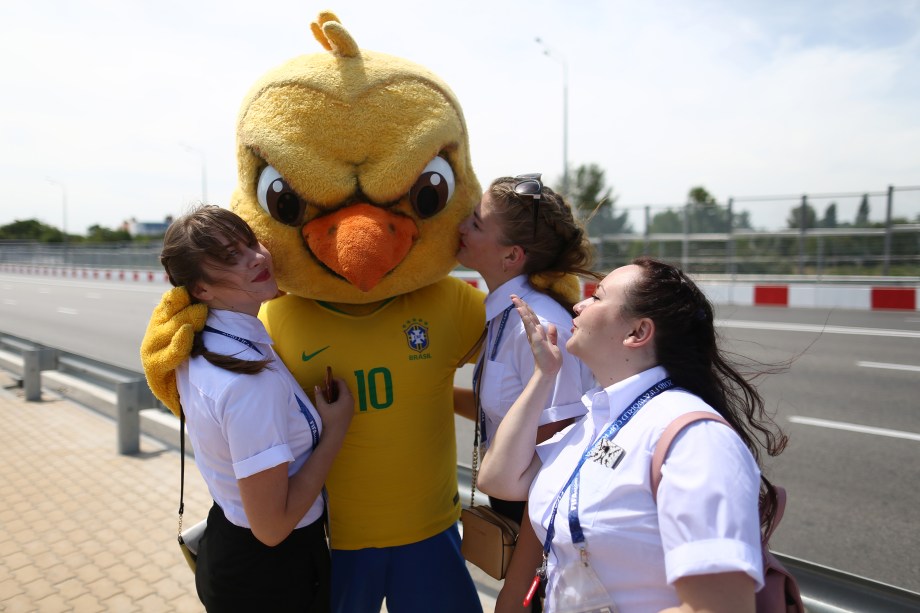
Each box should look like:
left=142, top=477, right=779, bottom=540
left=232, top=11, right=480, bottom=304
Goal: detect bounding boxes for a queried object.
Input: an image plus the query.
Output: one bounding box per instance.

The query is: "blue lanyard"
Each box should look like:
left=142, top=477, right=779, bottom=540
left=294, top=396, right=321, bottom=448
left=202, top=323, right=326, bottom=510
left=203, top=325, right=317, bottom=446
left=472, top=304, right=514, bottom=445
left=543, top=378, right=674, bottom=556
left=202, top=325, right=264, bottom=355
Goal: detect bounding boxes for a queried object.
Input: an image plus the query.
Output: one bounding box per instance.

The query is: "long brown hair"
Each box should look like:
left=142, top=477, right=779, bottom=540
left=489, top=177, right=597, bottom=312
left=624, top=256, right=789, bottom=538
left=160, top=204, right=271, bottom=374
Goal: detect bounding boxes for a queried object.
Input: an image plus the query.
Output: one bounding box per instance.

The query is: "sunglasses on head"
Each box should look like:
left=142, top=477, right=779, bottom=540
left=513, top=173, right=543, bottom=235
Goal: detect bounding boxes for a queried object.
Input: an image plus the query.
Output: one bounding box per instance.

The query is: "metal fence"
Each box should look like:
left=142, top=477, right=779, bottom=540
left=590, top=185, right=920, bottom=275
left=2, top=186, right=919, bottom=277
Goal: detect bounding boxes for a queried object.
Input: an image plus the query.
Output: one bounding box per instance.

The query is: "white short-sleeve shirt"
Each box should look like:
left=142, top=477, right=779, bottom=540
left=177, top=309, right=325, bottom=529
left=478, top=276, right=594, bottom=447
left=530, top=366, right=764, bottom=613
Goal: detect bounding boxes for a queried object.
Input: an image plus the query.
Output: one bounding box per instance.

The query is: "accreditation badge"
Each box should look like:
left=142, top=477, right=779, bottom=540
left=549, top=548, right=618, bottom=613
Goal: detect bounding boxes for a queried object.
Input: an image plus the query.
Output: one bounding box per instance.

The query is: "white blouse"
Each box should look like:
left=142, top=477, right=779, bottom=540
left=478, top=275, right=594, bottom=448
left=530, top=366, right=764, bottom=612
left=177, top=309, right=325, bottom=529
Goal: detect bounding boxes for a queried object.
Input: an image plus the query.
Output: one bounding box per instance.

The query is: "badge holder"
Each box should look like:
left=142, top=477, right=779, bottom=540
left=549, top=546, right=617, bottom=613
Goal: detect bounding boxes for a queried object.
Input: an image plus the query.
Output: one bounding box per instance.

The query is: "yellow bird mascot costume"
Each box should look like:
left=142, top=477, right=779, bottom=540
left=142, top=11, right=487, bottom=612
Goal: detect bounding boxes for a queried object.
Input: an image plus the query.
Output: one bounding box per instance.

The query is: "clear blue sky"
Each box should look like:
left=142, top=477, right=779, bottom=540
left=1, top=0, right=918, bottom=234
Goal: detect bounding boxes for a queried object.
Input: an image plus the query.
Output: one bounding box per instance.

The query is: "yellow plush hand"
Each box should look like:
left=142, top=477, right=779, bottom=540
left=140, top=287, right=208, bottom=416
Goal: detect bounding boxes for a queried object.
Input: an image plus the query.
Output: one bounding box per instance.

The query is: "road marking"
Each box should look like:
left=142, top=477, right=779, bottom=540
left=789, top=416, right=920, bottom=442
left=57, top=307, right=78, bottom=315
left=857, top=361, right=920, bottom=373
left=85, top=292, right=102, bottom=300
left=3, top=299, right=16, bottom=305
left=717, top=320, right=920, bottom=339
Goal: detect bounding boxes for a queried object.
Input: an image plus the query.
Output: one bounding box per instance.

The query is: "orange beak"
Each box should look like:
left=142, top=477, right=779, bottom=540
left=303, top=203, right=419, bottom=292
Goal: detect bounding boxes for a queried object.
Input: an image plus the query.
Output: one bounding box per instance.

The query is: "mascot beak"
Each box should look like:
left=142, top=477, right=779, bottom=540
left=303, top=203, right=419, bottom=292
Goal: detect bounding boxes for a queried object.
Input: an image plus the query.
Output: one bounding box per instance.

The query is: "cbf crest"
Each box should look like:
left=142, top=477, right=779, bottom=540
left=403, top=317, right=430, bottom=354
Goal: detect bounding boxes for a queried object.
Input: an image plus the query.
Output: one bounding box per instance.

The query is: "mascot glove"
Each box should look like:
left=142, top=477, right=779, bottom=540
left=140, top=286, right=208, bottom=416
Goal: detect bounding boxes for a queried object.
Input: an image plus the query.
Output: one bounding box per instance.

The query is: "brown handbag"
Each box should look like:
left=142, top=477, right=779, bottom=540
left=460, top=379, right=520, bottom=580
left=460, top=505, right=520, bottom=580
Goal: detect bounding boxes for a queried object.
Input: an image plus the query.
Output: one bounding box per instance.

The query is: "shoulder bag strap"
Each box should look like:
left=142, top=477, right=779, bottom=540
left=650, top=411, right=730, bottom=503
left=178, top=410, right=186, bottom=537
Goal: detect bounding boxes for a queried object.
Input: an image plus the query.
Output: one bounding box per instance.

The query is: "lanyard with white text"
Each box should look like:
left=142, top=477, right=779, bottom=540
left=202, top=325, right=264, bottom=355
left=294, top=396, right=320, bottom=448
left=472, top=304, right=514, bottom=445
left=543, top=378, right=674, bottom=555
left=524, top=379, right=674, bottom=607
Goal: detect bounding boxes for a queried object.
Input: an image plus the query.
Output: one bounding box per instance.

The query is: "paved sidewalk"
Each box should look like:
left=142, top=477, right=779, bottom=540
left=0, top=370, right=211, bottom=612
left=0, top=370, right=499, bottom=612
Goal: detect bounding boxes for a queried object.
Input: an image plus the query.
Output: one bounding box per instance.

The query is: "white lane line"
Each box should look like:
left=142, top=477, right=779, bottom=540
left=857, top=361, right=920, bottom=373
left=789, top=416, right=920, bottom=442
left=717, top=320, right=920, bottom=339
left=56, top=307, right=78, bottom=315
left=2, top=299, right=16, bottom=305
left=85, top=292, right=102, bottom=299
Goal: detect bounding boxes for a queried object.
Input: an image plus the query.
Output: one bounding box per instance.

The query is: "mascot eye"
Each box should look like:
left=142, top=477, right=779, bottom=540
left=409, top=157, right=455, bottom=219
left=257, top=165, right=307, bottom=226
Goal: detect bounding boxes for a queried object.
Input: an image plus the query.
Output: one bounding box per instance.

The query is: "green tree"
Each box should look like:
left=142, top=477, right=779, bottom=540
left=0, top=218, right=65, bottom=241
left=855, top=194, right=870, bottom=226
left=686, top=186, right=730, bottom=233
left=565, top=163, right=632, bottom=235
left=820, top=202, right=838, bottom=228
left=734, top=210, right=753, bottom=230
left=786, top=202, right=817, bottom=229
left=86, top=224, right=131, bottom=242
left=647, top=186, right=748, bottom=234
left=648, top=209, right=683, bottom=233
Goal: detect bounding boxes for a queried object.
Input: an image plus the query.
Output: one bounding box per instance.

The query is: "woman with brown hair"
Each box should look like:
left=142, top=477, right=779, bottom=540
left=455, top=174, right=596, bottom=611
left=478, top=257, right=788, bottom=613
left=156, top=204, right=353, bottom=612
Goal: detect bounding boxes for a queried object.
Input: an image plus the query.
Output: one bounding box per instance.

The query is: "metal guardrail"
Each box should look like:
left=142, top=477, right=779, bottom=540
left=0, top=331, right=157, bottom=455
left=2, top=329, right=920, bottom=611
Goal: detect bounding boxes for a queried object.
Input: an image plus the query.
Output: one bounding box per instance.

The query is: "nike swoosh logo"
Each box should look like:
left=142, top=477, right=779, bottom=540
left=302, top=346, right=330, bottom=362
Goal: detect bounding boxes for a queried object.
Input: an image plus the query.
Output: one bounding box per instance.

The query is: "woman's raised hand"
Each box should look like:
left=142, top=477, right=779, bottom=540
left=511, top=294, right=563, bottom=379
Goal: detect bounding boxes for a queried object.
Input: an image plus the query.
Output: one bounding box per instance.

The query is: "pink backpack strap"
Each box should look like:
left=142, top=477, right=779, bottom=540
left=764, top=485, right=787, bottom=543
left=650, top=411, right=731, bottom=503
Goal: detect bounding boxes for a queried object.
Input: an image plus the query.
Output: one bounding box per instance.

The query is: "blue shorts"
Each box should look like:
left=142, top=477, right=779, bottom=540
left=331, top=523, right=483, bottom=613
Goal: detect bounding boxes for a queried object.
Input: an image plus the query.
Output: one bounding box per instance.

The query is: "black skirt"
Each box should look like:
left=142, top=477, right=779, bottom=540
left=195, top=503, right=330, bottom=613
left=488, top=495, right=526, bottom=524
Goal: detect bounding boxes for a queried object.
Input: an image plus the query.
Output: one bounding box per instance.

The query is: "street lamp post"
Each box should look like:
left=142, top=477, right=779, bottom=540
left=180, top=143, right=208, bottom=204
left=535, top=37, right=569, bottom=197
left=46, top=177, right=67, bottom=240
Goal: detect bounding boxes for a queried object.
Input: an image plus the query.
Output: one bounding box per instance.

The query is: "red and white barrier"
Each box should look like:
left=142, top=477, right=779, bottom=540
left=698, top=281, right=918, bottom=311
left=0, top=263, right=170, bottom=284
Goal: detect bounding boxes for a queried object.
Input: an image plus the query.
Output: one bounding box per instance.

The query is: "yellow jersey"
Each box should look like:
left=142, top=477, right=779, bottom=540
left=261, top=276, right=485, bottom=549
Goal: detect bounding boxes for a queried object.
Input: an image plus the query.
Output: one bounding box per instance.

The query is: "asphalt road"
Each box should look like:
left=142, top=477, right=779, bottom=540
left=1, top=273, right=918, bottom=592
